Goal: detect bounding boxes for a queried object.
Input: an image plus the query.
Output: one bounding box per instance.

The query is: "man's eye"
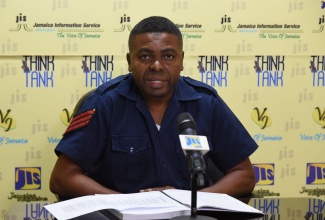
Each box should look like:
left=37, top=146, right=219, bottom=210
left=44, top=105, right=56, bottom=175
left=165, top=55, right=174, bottom=60
left=141, top=55, right=150, bottom=59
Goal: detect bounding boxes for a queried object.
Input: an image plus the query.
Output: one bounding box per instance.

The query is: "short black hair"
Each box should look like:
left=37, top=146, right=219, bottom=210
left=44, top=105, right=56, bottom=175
left=128, top=16, right=183, bottom=50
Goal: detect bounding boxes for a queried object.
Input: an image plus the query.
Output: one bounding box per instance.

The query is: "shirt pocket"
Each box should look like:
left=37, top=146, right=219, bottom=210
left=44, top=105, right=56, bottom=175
left=112, top=134, right=152, bottom=183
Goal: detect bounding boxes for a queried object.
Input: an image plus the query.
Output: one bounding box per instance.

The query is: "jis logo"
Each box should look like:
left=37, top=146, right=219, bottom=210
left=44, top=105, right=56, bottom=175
left=114, top=14, right=132, bottom=32
left=253, top=164, right=275, bottom=185
left=185, top=136, right=202, bottom=148
left=15, top=167, right=41, bottom=190
left=215, top=15, right=236, bottom=32
left=9, top=13, right=33, bottom=32
left=306, top=163, right=325, bottom=185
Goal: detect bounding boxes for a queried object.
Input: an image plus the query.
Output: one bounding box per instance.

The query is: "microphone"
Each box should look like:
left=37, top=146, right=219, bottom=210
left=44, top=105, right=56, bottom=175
left=177, top=112, right=209, bottom=187
left=173, top=113, right=217, bottom=220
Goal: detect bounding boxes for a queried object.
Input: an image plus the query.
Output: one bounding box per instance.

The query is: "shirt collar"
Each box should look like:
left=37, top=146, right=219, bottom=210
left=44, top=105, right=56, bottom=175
left=115, top=74, right=201, bottom=101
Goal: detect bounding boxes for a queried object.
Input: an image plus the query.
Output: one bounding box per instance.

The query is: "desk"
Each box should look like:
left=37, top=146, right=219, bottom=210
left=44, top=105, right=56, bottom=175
left=6, top=197, right=324, bottom=220
left=198, top=197, right=325, bottom=220
left=72, top=197, right=325, bottom=220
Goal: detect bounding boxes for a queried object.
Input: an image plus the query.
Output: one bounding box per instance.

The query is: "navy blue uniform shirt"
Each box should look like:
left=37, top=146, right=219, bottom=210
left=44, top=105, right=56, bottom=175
left=55, top=73, right=258, bottom=195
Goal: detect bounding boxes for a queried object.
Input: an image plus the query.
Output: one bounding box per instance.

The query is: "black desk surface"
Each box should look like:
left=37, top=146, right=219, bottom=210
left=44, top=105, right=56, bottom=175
left=198, top=197, right=325, bottom=220
left=72, top=197, right=325, bottom=220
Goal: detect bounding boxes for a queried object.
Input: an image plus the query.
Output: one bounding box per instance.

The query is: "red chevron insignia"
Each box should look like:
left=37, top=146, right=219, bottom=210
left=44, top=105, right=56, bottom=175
left=64, top=109, right=95, bottom=135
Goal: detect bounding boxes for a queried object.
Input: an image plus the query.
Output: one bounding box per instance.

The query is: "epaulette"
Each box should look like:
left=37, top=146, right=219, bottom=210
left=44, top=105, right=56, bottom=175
left=95, top=74, right=131, bottom=95
left=182, top=76, right=218, bottom=97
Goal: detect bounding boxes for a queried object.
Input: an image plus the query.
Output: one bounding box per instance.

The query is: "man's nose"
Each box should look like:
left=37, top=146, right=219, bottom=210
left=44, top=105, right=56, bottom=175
left=150, top=59, right=164, bottom=71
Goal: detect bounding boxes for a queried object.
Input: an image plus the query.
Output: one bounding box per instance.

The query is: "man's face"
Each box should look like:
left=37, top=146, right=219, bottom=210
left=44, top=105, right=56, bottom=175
left=127, top=32, right=184, bottom=101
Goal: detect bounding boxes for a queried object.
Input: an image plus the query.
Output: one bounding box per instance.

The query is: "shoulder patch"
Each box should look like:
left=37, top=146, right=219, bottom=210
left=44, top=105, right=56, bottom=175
left=64, top=109, right=95, bottom=135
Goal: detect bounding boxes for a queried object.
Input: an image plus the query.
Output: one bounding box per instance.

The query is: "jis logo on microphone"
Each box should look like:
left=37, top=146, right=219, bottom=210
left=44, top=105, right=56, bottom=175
left=185, top=136, right=202, bottom=148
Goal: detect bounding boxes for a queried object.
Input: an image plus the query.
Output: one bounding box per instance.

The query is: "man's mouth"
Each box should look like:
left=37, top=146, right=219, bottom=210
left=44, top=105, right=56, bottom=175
left=147, top=79, right=165, bottom=88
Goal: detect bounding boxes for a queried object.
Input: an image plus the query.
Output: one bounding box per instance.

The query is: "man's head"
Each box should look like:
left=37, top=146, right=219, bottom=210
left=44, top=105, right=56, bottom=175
left=128, top=16, right=183, bottom=51
left=127, top=16, right=184, bottom=103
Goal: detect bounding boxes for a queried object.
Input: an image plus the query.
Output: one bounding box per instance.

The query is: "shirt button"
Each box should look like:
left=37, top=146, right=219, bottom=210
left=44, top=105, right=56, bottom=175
left=162, top=164, right=167, bottom=168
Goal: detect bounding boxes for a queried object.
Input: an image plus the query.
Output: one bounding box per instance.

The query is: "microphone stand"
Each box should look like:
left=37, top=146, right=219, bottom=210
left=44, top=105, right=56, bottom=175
left=171, top=157, right=217, bottom=220
left=190, top=172, right=202, bottom=218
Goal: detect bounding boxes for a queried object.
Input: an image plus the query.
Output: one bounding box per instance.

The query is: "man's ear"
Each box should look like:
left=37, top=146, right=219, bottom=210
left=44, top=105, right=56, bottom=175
left=126, top=53, right=131, bottom=72
left=181, top=51, right=184, bottom=71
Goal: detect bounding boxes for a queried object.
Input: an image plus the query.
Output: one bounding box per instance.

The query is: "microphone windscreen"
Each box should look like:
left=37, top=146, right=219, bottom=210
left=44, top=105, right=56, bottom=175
left=177, top=112, right=196, bottom=135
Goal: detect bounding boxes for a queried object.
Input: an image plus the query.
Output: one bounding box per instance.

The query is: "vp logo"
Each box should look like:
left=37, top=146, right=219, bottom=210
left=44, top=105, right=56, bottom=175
left=60, top=108, right=74, bottom=126
left=251, top=107, right=272, bottom=129
left=0, top=109, right=16, bottom=131
left=312, top=107, right=325, bottom=128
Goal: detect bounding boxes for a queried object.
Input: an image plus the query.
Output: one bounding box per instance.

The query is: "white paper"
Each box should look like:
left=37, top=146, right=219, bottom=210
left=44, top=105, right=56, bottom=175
left=162, top=189, right=263, bottom=214
left=109, top=206, right=190, bottom=220
left=45, top=190, right=263, bottom=220
left=44, top=195, right=109, bottom=220
left=45, top=191, right=189, bottom=220
left=95, top=191, right=187, bottom=211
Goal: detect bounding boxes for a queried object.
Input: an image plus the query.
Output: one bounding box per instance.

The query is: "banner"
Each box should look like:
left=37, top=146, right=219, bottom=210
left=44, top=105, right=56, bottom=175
left=0, top=0, right=324, bottom=218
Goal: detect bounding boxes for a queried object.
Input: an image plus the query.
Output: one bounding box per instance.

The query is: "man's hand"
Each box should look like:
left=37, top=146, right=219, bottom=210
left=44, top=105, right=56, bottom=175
left=50, top=153, right=119, bottom=198
left=200, top=158, right=256, bottom=198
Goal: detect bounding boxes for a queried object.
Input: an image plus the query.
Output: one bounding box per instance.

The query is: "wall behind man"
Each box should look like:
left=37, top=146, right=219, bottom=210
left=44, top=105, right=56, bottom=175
left=0, top=0, right=324, bottom=218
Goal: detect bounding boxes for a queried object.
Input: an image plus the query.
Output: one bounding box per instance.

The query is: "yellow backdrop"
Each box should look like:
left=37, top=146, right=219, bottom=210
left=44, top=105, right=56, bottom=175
left=0, top=0, right=324, bottom=218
